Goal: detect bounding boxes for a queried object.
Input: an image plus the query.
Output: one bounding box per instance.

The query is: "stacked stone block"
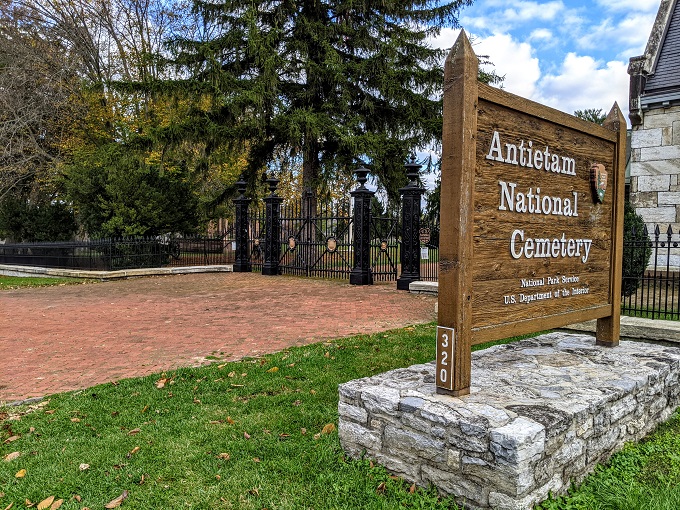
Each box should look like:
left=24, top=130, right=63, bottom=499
left=338, top=332, right=680, bottom=510
left=630, top=105, right=680, bottom=232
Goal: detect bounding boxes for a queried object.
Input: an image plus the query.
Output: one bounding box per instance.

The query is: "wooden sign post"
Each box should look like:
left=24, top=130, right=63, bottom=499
left=437, top=32, right=626, bottom=396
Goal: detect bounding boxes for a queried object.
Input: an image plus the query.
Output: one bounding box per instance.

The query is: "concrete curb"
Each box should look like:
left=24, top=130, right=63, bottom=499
left=410, top=280, right=680, bottom=345
left=0, top=264, right=233, bottom=280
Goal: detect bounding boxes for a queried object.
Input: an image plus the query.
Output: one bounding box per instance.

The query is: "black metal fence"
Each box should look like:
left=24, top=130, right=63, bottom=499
left=0, top=233, right=236, bottom=271
left=622, top=225, right=680, bottom=320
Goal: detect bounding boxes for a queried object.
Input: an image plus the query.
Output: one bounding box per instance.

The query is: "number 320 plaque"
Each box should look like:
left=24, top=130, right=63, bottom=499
left=436, top=326, right=455, bottom=392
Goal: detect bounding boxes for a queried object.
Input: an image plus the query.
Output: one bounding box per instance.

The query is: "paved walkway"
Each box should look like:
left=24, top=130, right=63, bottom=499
left=0, top=273, right=436, bottom=404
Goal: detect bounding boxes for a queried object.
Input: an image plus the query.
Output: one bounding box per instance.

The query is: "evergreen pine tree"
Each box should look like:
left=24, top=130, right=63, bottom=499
left=174, top=0, right=474, bottom=202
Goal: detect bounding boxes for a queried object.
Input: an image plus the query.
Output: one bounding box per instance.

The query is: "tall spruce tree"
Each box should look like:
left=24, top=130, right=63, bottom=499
left=175, top=0, right=473, bottom=203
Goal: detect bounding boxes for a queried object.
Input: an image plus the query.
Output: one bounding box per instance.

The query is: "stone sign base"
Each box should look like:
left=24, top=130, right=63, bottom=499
left=338, top=332, right=680, bottom=510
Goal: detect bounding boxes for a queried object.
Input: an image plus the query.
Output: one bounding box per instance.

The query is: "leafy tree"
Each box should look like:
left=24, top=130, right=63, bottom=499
left=0, top=193, right=77, bottom=242
left=574, top=108, right=606, bottom=125
left=64, top=143, right=200, bottom=237
left=173, top=0, right=475, bottom=203
left=622, top=202, right=652, bottom=297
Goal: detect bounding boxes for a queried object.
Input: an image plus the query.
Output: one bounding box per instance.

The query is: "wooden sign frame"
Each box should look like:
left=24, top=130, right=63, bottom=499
left=437, top=32, right=626, bottom=396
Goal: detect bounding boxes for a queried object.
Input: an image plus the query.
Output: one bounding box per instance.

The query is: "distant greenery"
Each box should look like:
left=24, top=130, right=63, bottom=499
left=574, top=108, right=607, bottom=124
left=0, top=276, right=83, bottom=290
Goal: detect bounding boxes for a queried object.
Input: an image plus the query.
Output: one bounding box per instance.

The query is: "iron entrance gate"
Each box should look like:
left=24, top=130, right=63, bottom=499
left=277, top=198, right=355, bottom=279
left=370, top=213, right=400, bottom=281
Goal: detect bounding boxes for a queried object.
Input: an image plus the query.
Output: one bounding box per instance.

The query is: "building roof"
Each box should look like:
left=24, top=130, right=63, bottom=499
left=628, top=0, right=680, bottom=123
left=645, top=0, right=680, bottom=95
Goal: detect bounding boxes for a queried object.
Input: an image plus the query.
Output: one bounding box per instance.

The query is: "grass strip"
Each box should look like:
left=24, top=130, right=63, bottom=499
left=0, top=276, right=84, bottom=290
left=3, top=324, right=676, bottom=509
left=0, top=324, right=533, bottom=509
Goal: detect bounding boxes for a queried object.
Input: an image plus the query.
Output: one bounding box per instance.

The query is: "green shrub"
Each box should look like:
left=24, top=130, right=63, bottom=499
left=622, top=202, right=652, bottom=297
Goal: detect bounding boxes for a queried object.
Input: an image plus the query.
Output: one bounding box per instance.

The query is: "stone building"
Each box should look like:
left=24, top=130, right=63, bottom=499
left=628, top=0, right=680, bottom=232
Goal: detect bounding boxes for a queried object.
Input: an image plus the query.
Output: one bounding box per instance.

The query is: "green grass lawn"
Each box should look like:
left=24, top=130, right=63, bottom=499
left=0, top=276, right=85, bottom=290
left=1, top=324, right=679, bottom=509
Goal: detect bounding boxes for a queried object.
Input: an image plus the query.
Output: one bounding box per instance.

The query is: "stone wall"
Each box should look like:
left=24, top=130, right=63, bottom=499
left=338, top=333, right=680, bottom=510
left=630, top=105, right=680, bottom=233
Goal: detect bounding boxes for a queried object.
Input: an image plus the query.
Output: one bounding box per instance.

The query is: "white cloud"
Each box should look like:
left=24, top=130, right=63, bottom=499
left=529, top=28, right=554, bottom=42
left=429, top=27, right=462, bottom=52
left=501, top=1, right=565, bottom=22
left=615, top=13, right=658, bottom=57
left=596, top=0, right=660, bottom=12
left=473, top=34, right=542, bottom=99
left=533, top=53, right=629, bottom=117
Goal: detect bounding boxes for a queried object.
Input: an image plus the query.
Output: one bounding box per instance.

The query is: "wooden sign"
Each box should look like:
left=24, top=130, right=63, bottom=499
left=437, top=31, right=626, bottom=396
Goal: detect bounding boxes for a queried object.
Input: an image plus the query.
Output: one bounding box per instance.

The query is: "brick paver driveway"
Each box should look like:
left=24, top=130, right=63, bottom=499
left=0, top=272, right=436, bottom=403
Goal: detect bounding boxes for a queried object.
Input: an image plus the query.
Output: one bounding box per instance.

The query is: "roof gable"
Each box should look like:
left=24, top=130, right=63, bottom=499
left=628, top=0, right=680, bottom=123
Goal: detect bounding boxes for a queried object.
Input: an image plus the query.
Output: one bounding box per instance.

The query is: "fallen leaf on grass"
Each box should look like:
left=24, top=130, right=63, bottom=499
left=44, top=410, right=55, bottom=415
left=409, top=483, right=416, bottom=494
left=226, top=417, right=235, bottom=425
left=266, top=366, right=279, bottom=373
left=243, top=432, right=251, bottom=440
left=252, top=458, right=260, bottom=463
left=70, top=418, right=80, bottom=423
left=216, top=453, right=230, bottom=460
left=3, top=452, right=20, bottom=462
left=227, top=371, right=236, bottom=378
left=300, top=428, right=307, bottom=435
left=217, top=363, right=227, bottom=369
left=48, top=501, right=63, bottom=510
left=74, top=495, right=82, bottom=502
left=37, top=496, right=54, bottom=510
left=313, top=433, right=321, bottom=440
left=292, top=400, right=301, bottom=407
left=24, top=500, right=32, bottom=507
left=15, top=469, right=26, bottom=478
left=127, top=447, right=140, bottom=457
left=321, top=423, right=336, bottom=435
left=155, top=378, right=168, bottom=389
left=79, top=464, right=90, bottom=471
left=324, top=352, right=330, bottom=358
left=104, top=491, right=128, bottom=509
left=3, top=503, right=12, bottom=510
left=376, top=482, right=386, bottom=494
left=127, top=428, right=141, bottom=436
left=3, top=435, right=19, bottom=444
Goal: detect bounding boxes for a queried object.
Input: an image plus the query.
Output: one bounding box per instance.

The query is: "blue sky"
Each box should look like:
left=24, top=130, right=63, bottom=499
left=431, top=0, right=661, bottom=121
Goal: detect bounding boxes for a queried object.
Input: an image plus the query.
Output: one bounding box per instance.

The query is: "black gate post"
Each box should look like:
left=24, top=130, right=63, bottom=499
left=397, top=157, right=425, bottom=290
left=233, top=176, right=252, bottom=272
left=262, top=175, right=283, bottom=276
left=350, top=166, right=374, bottom=285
